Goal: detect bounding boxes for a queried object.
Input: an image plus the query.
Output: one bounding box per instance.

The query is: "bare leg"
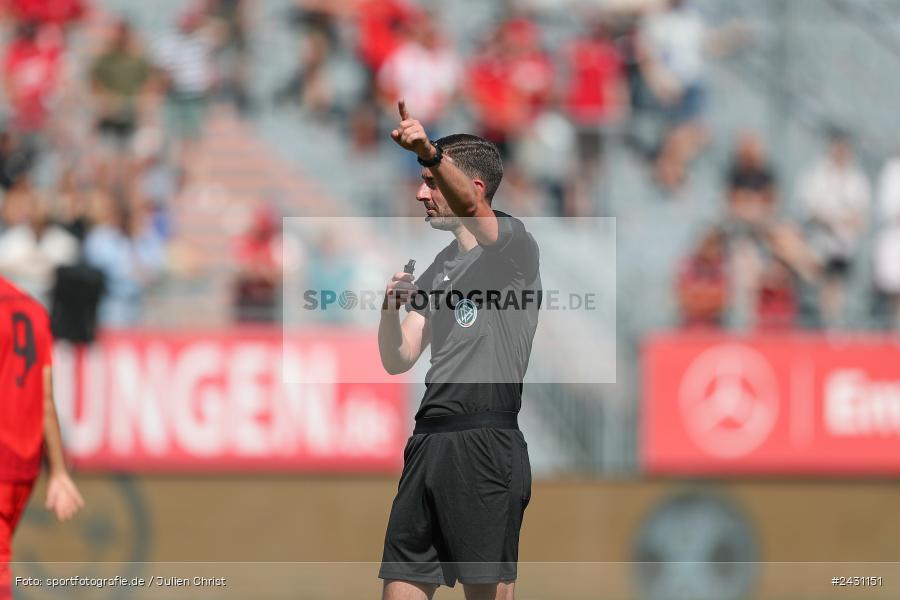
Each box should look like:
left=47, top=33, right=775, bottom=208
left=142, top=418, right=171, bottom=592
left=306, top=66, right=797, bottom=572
left=655, top=121, right=709, bottom=191
left=382, top=580, right=438, bottom=600
left=463, top=582, right=515, bottom=600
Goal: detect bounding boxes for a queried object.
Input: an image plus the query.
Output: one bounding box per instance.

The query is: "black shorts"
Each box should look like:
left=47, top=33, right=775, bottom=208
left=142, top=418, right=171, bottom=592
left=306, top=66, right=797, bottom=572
left=379, top=415, right=532, bottom=588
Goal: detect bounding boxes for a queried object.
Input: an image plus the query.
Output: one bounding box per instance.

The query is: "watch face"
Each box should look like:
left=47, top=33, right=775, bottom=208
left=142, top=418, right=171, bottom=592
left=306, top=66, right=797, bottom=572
left=417, top=142, right=442, bottom=167
left=633, top=490, right=759, bottom=600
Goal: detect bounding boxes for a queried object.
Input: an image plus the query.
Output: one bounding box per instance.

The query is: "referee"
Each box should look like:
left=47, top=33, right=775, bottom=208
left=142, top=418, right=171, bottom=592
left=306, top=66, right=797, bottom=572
left=378, top=101, right=540, bottom=600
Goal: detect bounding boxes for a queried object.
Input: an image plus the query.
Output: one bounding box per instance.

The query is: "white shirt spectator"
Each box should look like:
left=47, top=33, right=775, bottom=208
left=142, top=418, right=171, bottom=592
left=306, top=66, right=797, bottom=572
left=798, top=157, right=871, bottom=257
left=874, top=230, right=900, bottom=294
left=874, top=155, right=900, bottom=293
left=84, top=223, right=165, bottom=326
left=153, top=31, right=214, bottom=96
left=377, top=41, right=459, bottom=126
left=517, top=111, right=577, bottom=184
left=641, top=5, right=708, bottom=86
left=0, top=223, right=79, bottom=304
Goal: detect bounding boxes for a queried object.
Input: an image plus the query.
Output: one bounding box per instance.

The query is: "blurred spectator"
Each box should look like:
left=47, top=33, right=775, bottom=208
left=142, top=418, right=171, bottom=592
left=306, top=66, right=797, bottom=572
left=753, top=255, right=796, bottom=330
left=275, top=0, right=350, bottom=110
left=638, top=0, right=709, bottom=189
left=356, top=0, right=415, bottom=92
left=84, top=191, right=165, bottom=327
left=1, top=0, right=86, bottom=29
left=467, top=17, right=554, bottom=158
left=729, top=222, right=821, bottom=329
left=376, top=10, right=459, bottom=130
left=0, top=180, right=78, bottom=304
left=563, top=18, right=627, bottom=131
left=677, top=226, right=727, bottom=328
left=719, top=163, right=819, bottom=330
left=273, top=23, right=336, bottom=114
left=2, top=21, right=64, bottom=134
left=797, top=127, right=871, bottom=327
left=208, top=0, right=252, bottom=112
left=209, top=0, right=248, bottom=52
left=560, top=15, right=628, bottom=215
left=638, top=0, right=748, bottom=190
left=516, top=111, right=576, bottom=215
left=233, top=204, right=283, bottom=323
left=90, top=19, right=154, bottom=154
left=287, top=0, right=342, bottom=42
left=723, top=221, right=805, bottom=331
left=56, top=167, right=91, bottom=242
left=727, top=131, right=775, bottom=202
left=132, top=126, right=176, bottom=240
left=873, top=147, right=900, bottom=328
left=0, top=128, right=37, bottom=189
left=153, top=7, right=215, bottom=144
left=725, top=131, right=777, bottom=230
left=759, top=224, right=822, bottom=330
left=91, top=21, right=153, bottom=188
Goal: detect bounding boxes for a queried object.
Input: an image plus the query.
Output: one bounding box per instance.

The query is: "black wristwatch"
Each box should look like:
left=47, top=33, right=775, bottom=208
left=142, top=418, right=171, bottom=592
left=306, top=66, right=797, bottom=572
left=416, top=141, right=443, bottom=167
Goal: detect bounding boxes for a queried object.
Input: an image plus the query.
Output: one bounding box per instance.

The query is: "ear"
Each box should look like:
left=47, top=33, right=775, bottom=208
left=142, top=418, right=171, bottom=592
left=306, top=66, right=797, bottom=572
left=472, top=178, right=486, bottom=198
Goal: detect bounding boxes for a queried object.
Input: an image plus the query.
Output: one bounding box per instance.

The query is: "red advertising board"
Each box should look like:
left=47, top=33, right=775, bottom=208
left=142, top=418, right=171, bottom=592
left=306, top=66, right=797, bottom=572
left=53, top=329, right=409, bottom=472
left=643, top=333, right=900, bottom=475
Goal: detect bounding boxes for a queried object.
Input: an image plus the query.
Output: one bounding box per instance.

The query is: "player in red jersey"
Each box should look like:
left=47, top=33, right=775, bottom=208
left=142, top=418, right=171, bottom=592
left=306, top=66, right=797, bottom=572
left=0, top=276, right=84, bottom=600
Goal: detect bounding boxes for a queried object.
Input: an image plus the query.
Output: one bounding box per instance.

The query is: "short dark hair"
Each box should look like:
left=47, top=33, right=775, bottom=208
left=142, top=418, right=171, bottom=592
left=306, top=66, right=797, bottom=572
left=434, top=134, right=503, bottom=203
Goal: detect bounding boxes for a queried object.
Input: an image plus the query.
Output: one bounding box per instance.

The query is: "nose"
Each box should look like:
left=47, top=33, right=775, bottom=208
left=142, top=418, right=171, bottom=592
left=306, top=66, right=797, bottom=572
left=415, top=182, right=431, bottom=203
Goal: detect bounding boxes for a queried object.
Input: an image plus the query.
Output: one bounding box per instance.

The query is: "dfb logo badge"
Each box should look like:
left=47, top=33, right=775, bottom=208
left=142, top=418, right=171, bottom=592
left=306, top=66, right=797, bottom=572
left=454, top=298, right=478, bottom=328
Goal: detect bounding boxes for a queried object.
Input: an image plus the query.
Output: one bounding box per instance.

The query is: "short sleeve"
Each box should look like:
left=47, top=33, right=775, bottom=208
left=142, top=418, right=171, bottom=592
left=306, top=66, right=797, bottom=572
left=480, top=212, right=540, bottom=278
left=37, top=305, right=53, bottom=369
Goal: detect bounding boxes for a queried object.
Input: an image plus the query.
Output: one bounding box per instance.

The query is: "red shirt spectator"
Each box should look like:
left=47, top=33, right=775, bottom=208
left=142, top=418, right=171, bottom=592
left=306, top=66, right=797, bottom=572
left=467, top=18, right=554, bottom=145
left=233, top=206, right=283, bottom=323
left=468, top=52, right=525, bottom=137
left=356, top=0, right=414, bottom=75
left=562, top=26, right=625, bottom=127
left=3, top=23, right=63, bottom=132
left=677, top=228, right=727, bottom=328
left=2, top=0, right=86, bottom=26
left=377, top=11, right=459, bottom=127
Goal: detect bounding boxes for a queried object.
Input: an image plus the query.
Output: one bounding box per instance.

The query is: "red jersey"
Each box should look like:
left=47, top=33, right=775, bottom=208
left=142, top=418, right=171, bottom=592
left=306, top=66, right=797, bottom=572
left=3, top=31, right=62, bottom=132
left=563, top=37, right=624, bottom=126
left=467, top=52, right=553, bottom=136
left=356, top=0, right=414, bottom=73
left=3, top=0, right=86, bottom=26
left=0, top=277, right=51, bottom=482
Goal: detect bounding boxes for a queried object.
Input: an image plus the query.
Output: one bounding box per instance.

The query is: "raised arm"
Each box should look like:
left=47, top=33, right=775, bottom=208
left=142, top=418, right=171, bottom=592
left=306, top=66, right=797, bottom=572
left=391, top=100, right=499, bottom=245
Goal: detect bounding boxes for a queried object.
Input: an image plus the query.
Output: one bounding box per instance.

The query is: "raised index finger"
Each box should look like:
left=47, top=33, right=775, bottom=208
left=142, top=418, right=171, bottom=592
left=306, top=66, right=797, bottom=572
left=398, top=99, right=410, bottom=121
